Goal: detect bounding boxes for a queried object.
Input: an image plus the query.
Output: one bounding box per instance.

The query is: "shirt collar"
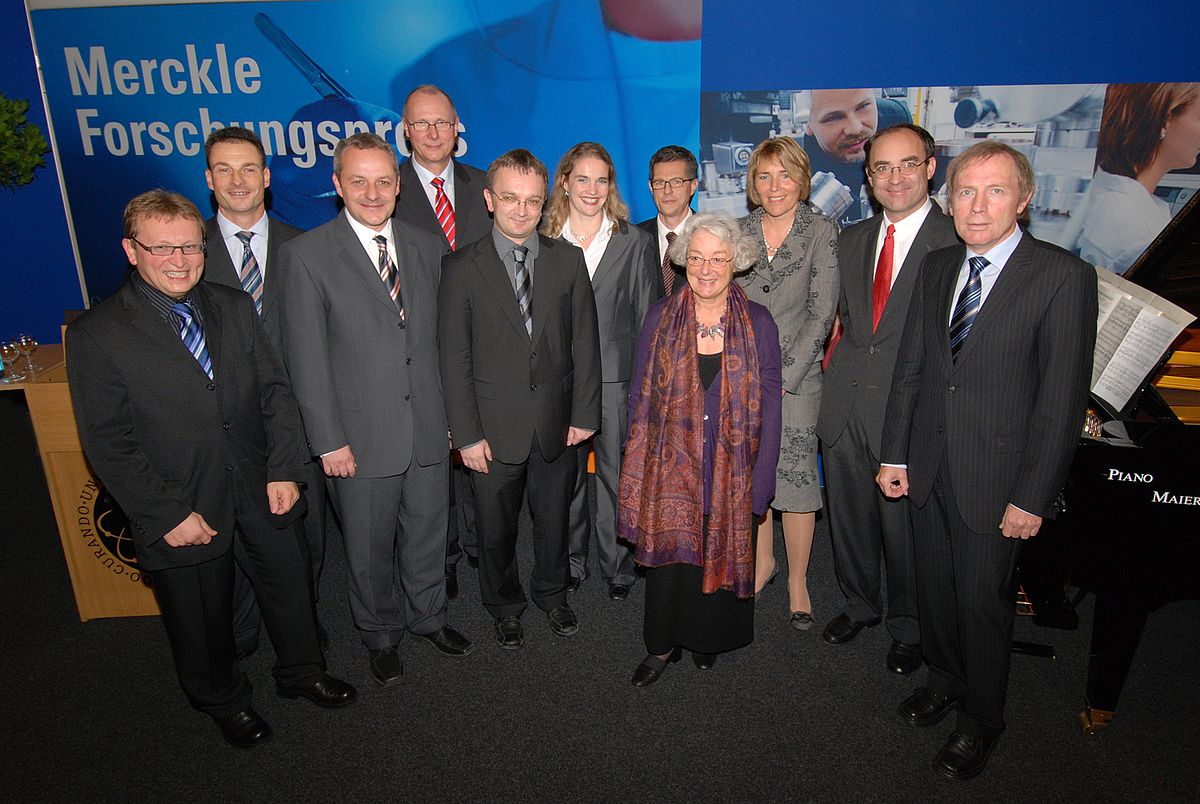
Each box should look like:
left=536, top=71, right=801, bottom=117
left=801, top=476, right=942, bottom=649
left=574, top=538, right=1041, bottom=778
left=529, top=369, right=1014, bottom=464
left=216, top=210, right=268, bottom=242
left=883, top=198, right=932, bottom=239
left=658, top=207, right=692, bottom=237
left=343, top=209, right=394, bottom=251
left=969, top=223, right=1023, bottom=271
left=131, top=271, right=200, bottom=323
left=411, top=158, right=453, bottom=189
left=492, top=227, right=539, bottom=261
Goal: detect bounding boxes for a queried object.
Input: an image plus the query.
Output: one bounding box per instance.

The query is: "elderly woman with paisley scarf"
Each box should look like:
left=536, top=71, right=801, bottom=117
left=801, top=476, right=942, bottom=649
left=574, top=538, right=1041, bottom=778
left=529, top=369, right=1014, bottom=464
left=618, top=213, right=782, bottom=686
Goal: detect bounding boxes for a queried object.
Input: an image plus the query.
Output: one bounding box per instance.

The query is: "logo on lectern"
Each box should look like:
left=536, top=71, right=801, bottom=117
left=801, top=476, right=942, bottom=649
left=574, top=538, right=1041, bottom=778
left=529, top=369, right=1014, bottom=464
left=77, top=478, right=143, bottom=583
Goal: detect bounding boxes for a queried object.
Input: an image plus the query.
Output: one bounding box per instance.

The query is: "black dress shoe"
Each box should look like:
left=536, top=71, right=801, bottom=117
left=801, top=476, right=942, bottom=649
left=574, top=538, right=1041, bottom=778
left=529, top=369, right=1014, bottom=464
left=212, top=707, right=272, bottom=749
left=821, top=612, right=879, bottom=645
left=494, top=616, right=524, bottom=650
left=608, top=583, right=631, bottom=601
left=933, top=732, right=996, bottom=781
left=887, top=640, right=923, bottom=675
left=367, top=645, right=404, bottom=686
left=546, top=603, right=579, bottom=636
left=631, top=649, right=681, bottom=687
left=566, top=575, right=584, bottom=593
left=413, top=625, right=475, bottom=658
left=445, top=566, right=459, bottom=600
left=276, top=673, right=358, bottom=708
left=466, top=554, right=479, bottom=570
left=692, top=652, right=717, bottom=670
left=898, top=687, right=958, bottom=727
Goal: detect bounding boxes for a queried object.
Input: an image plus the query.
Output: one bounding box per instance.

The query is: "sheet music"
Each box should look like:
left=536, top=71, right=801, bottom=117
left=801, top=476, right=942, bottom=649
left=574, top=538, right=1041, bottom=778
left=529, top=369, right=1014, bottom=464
left=1090, top=269, right=1196, bottom=411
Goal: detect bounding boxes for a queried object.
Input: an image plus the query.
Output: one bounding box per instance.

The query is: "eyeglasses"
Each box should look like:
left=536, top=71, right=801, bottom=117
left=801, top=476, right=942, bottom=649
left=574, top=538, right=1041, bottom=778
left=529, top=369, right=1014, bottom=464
left=493, top=194, right=544, bottom=209
left=129, top=237, right=206, bottom=256
left=686, top=255, right=732, bottom=269
left=650, top=177, right=695, bottom=190
left=868, top=159, right=930, bottom=179
left=406, top=119, right=456, bottom=132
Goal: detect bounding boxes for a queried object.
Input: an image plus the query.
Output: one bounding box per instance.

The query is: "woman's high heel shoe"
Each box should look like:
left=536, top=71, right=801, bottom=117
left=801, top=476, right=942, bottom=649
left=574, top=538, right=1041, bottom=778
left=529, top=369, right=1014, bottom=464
left=754, top=564, right=779, bottom=598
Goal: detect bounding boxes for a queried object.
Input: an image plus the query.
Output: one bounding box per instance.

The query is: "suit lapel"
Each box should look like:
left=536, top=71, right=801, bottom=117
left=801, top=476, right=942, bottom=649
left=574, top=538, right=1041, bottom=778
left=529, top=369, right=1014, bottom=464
left=334, top=216, right=402, bottom=317
left=590, top=224, right=629, bottom=289
left=876, top=211, right=941, bottom=335
left=453, top=162, right=481, bottom=245
left=194, top=284, right=226, bottom=380
left=394, top=226, right=424, bottom=334
left=934, top=246, right=965, bottom=367
left=475, top=239, right=530, bottom=341
left=261, top=218, right=284, bottom=320
left=121, top=280, right=212, bottom=379
left=849, top=216, right=880, bottom=337
left=529, top=239, right=554, bottom=347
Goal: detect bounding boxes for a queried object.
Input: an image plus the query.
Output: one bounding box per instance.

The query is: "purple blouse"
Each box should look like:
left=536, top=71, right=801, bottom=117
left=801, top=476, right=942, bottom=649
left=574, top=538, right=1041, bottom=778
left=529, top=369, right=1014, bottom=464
left=627, top=295, right=783, bottom=516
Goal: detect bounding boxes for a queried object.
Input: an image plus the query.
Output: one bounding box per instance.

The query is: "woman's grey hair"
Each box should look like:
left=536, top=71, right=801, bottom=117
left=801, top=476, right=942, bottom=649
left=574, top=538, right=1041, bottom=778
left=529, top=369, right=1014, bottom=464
left=666, top=212, right=758, bottom=273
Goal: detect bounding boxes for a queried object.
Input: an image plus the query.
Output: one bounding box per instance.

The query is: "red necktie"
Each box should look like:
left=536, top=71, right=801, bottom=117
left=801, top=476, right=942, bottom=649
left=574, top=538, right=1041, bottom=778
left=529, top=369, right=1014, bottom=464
left=662, top=231, right=677, bottom=294
left=431, top=176, right=456, bottom=250
left=871, top=224, right=895, bottom=332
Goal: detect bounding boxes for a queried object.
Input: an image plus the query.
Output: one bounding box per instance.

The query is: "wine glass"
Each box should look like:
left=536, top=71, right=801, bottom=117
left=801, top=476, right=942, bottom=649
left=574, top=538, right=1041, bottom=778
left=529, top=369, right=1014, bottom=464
left=1, top=342, right=26, bottom=383
left=14, top=333, right=41, bottom=373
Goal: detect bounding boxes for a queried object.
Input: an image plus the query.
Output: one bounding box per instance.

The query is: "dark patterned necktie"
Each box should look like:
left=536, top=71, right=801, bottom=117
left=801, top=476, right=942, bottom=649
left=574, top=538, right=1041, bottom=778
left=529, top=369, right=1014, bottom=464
left=513, top=246, right=532, bottom=335
left=373, top=234, right=405, bottom=323
left=431, top=176, right=456, bottom=250
left=171, top=300, right=213, bottom=379
left=235, top=230, right=263, bottom=315
left=949, top=256, right=987, bottom=358
left=662, top=230, right=677, bottom=295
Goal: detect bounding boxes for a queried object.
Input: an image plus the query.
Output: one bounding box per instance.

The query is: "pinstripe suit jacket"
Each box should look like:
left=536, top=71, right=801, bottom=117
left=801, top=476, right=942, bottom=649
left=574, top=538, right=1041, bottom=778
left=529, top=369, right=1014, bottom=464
left=880, top=231, right=1097, bottom=532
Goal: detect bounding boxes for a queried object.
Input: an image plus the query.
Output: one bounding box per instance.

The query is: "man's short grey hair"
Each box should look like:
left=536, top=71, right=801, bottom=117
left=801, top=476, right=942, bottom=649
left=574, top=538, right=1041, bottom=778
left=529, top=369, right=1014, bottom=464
left=666, top=212, right=758, bottom=273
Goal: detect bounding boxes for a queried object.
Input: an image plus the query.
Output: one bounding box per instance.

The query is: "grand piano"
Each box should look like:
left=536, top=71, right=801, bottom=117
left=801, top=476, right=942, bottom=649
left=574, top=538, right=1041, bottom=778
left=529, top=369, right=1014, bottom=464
left=1023, top=189, right=1200, bottom=735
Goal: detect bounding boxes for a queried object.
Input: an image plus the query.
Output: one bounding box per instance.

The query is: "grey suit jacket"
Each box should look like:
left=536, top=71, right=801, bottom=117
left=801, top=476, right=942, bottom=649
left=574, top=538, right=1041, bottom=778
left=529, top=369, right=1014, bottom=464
left=396, top=159, right=492, bottom=250
left=880, top=232, right=1098, bottom=532
left=737, top=206, right=840, bottom=394
left=438, top=232, right=602, bottom=465
left=67, top=279, right=309, bottom=571
left=578, top=221, right=657, bottom=383
left=817, top=205, right=959, bottom=455
left=277, top=213, right=449, bottom=478
left=202, top=215, right=303, bottom=357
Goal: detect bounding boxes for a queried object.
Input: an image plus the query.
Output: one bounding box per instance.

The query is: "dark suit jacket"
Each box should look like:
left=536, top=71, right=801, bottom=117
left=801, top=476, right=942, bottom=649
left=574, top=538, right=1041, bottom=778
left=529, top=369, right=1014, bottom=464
left=202, top=215, right=303, bottom=357
left=396, top=159, right=492, bottom=250
left=818, top=204, right=959, bottom=456
left=438, top=232, right=602, bottom=465
left=66, top=279, right=309, bottom=571
left=277, top=213, right=448, bottom=477
left=636, top=215, right=676, bottom=298
left=584, top=221, right=657, bottom=383
left=880, top=232, right=1098, bottom=532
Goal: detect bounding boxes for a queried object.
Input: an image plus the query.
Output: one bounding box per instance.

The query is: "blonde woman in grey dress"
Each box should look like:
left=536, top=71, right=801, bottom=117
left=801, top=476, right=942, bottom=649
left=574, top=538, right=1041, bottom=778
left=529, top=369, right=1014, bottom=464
left=737, top=136, right=839, bottom=629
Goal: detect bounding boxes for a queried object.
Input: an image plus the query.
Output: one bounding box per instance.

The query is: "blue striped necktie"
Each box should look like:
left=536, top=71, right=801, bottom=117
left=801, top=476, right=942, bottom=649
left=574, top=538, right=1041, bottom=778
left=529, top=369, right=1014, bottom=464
left=235, top=230, right=264, bottom=315
left=949, top=256, right=987, bottom=359
left=513, top=246, right=532, bottom=335
left=171, top=300, right=213, bottom=379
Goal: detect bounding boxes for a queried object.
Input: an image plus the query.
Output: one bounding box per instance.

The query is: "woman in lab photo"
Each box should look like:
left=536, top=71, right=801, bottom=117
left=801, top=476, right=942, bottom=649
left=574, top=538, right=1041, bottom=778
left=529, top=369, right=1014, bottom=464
left=1072, top=82, right=1200, bottom=274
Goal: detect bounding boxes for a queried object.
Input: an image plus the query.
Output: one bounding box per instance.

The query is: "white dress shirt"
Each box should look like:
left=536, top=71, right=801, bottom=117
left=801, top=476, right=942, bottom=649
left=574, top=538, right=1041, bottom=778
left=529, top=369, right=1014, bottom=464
left=411, top=159, right=456, bottom=212
left=872, top=199, right=933, bottom=289
left=562, top=213, right=613, bottom=278
left=344, top=211, right=397, bottom=268
left=655, top=208, right=693, bottom=263
left=216, top=211, right=270, bottom=280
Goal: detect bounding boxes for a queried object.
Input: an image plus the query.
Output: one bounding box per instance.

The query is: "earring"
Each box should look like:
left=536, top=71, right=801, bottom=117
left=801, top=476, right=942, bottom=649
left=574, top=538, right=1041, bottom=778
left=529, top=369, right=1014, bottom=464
left=564, top=190, right=570, bottom=197
left=1161, top=129, right=1167, bottom=140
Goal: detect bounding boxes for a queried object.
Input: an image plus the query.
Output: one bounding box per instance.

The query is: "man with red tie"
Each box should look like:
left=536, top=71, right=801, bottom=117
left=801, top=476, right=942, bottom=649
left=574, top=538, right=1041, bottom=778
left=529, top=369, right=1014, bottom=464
left=817, top=125, right=958, bottom=672
left=395, top=84, right=493, bottom=599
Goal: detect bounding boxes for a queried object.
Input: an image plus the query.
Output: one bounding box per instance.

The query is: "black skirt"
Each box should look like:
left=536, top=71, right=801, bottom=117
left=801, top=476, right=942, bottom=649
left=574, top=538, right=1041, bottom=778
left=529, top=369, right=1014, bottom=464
left=642, top=522, right=755, bottom=655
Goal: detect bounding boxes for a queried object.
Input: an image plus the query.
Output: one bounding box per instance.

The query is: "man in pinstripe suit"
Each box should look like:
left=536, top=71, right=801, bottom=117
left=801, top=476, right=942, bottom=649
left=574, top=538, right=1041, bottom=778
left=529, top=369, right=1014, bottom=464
left=877, top=141, right=1097, bottom=781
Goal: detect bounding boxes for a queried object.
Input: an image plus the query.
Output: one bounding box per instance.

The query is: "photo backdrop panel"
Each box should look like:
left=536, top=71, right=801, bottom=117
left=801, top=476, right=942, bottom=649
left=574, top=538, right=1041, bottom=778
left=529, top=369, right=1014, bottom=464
left=698, top=83, right=1199, bottom=275
left=31, top=0, right=700, bottom=302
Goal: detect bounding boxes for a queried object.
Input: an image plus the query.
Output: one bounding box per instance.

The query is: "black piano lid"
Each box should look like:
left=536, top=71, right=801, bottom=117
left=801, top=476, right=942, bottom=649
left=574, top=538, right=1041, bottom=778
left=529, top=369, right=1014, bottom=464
left=1123, top=186, right=1200, bottom=320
